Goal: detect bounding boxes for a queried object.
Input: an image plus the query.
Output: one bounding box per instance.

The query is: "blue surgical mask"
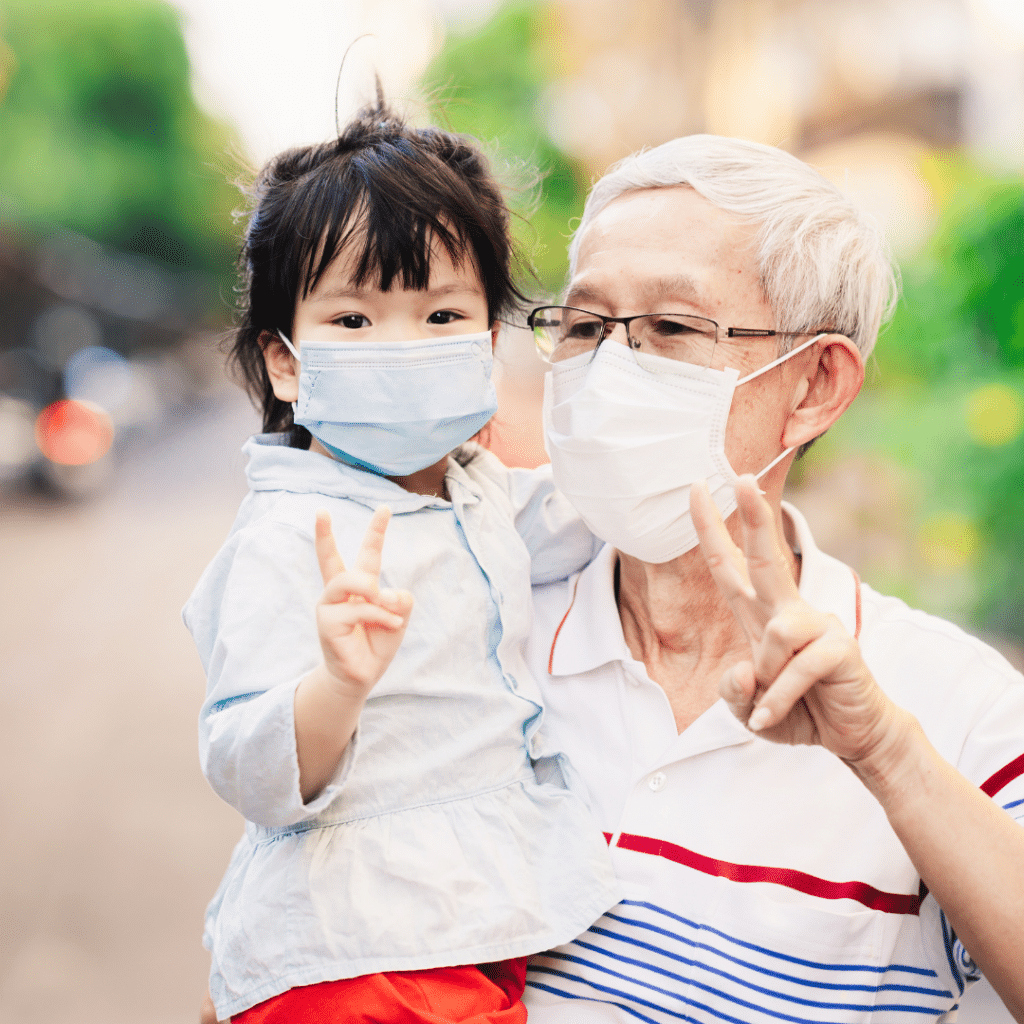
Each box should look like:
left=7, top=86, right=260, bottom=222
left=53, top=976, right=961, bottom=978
left=277, top=329, right=498, bottom=477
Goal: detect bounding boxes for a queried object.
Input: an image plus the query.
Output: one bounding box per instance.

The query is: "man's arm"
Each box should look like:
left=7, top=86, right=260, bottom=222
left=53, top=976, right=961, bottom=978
left=691, top=476, right=1024, bottom=1022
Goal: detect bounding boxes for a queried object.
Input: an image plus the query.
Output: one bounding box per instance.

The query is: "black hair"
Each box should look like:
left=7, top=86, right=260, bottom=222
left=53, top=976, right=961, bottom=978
left=228, top=89, right=531, bottom=443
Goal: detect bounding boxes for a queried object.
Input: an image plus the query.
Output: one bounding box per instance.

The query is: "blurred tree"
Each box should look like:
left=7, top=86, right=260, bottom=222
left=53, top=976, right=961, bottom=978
left=0, top=0, right=240, bottom=298
left=421, top=1, right=586, bottom=299
left=825, top=159, right=1024, bottom=639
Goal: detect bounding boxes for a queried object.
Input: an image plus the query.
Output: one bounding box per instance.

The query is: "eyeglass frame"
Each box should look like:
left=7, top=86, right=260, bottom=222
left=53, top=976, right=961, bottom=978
left=527, top=304, right=832, bottom=361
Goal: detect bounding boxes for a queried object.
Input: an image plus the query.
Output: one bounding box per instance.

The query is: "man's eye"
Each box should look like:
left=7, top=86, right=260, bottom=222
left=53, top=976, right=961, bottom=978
left=650, top=317, right=700, bottom=336
left=565, top=319, right=603, bottom=340
left=427, top=310, right=461, bottom=325
left=336, top=314, right=370, bottom=329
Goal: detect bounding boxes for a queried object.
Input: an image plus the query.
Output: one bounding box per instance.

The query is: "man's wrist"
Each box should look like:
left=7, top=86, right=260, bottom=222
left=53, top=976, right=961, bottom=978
left=844, top=705, right=930, bottom=806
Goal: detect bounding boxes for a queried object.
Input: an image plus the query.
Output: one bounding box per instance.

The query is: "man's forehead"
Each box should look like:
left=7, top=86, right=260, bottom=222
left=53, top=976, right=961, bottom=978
left=566, top=273, right=710, bottom=310
left=567, top=186, right=759, bottom=313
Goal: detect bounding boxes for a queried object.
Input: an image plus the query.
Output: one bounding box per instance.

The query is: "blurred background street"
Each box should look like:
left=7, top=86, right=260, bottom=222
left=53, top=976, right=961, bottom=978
left=1, top=0, right=1023, bottom=1020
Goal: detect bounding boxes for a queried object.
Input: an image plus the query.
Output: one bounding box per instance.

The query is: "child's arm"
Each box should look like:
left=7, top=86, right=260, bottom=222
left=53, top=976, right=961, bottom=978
left=294, top=506, right=413, bottom=802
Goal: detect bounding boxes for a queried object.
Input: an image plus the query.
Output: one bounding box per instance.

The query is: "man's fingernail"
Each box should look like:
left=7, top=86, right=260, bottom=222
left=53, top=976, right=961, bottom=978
left=748, top=706, right=771, bottom=732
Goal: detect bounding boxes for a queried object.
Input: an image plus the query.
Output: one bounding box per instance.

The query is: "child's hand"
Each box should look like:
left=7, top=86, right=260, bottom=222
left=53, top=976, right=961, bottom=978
left=314, top=506, right=414, bottom=697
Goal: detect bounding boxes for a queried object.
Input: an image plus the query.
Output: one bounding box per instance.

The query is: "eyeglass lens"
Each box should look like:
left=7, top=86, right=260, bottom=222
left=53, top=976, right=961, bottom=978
left=532, top=307, right=718, bottom=367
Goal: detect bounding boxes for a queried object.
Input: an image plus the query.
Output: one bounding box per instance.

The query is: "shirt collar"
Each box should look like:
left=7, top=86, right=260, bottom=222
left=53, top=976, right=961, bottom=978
left=243, top=433, right=458, bottom=513
left=784, top=501, right=862, bottom=638
left=548, top=543, right=633, bottom=677
left=547, top=502, right=861, bottom=678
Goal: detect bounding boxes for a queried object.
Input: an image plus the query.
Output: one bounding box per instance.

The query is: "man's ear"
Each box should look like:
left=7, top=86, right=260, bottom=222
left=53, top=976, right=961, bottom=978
left=260, top=330, right=300, bottom=403
left=781, top=334, right=864, bottom=450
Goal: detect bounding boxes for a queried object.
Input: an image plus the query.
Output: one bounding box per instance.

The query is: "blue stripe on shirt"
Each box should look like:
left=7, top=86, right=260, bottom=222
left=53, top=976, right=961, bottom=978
left=526, top=896, right=956, bottom=1024
left=527, top=979, right=667, bottom=1024
left=537, top=949, right=946, bottom=1020
left=573, top=934, right=950, bottom=1002
left=591, top=916, right=949, bottom=997
left=615, top=900, right=938, bottom=976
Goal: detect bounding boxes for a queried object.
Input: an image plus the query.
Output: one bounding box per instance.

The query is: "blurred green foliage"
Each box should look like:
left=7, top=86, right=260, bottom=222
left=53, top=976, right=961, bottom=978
left=0, top=0, right=240, bottom=299
left=823, top=158, right=1024, bottom=637
left=421, top=1, right=585, bottom=301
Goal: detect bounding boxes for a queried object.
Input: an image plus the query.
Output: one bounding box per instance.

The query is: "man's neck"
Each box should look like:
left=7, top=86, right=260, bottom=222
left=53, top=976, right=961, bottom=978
left=615, top=500, right=801, bottom=733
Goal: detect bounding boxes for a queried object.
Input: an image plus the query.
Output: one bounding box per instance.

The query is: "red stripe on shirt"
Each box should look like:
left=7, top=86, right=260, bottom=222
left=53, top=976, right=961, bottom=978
left=981, top=751, right=1024, bottom=798
left=615, top=832, right=921, bottom=915
left=547, top=574, right=582, bottom=675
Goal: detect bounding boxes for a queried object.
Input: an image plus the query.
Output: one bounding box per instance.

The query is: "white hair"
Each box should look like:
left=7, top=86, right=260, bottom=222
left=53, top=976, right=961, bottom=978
left=569, top=135, right=900, bottom=359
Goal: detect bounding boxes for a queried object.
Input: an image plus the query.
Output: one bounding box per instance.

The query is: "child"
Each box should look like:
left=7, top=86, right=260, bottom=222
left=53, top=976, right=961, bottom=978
left=184, top=96, right=619, bottom=1023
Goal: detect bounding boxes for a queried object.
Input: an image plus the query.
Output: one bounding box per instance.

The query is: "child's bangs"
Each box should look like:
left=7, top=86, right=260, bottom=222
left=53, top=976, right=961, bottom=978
left=298, top=176, right=473, bottom=299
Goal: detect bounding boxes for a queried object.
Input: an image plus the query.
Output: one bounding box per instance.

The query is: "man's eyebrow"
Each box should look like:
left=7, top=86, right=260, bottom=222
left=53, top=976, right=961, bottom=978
left=565, top=275, right=709, bottom=310
left=563, top=283, right=607, bottom=308
left=641, top=275, right=708, bottom=306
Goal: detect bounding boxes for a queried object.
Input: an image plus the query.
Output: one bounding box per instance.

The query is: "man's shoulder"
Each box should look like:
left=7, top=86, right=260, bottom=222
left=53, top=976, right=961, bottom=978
left=857, top=582, right=1023, bottom=754
left=859, top=581, right=1021, bottom=683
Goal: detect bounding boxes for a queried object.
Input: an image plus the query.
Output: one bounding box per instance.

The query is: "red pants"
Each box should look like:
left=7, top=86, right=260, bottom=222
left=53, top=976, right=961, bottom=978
left=231, top=959, right=528, bottom=1024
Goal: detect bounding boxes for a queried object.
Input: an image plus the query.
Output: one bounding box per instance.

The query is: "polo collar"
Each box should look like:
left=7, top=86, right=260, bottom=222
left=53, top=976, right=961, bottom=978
left=548, top=543, right=633, bottom=677
left=547, top=501, right=861, bottom=678
left=784, top=501, right=862, bottom=639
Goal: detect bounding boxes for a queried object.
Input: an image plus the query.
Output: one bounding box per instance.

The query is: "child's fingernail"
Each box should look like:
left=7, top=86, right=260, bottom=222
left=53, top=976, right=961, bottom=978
left=748, top=706, right=771, bottom=732
left=380, top=588, right=397, bottom=604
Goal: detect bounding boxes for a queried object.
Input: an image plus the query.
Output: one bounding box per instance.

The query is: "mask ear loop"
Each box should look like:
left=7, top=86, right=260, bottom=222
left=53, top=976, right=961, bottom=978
left=738, top=332, right=831, bottom=487
left=276, top=329, right=301, bottom=414
left=277, top=328, right=301, bottom=361
left=736, top=332, right=827, bottom=385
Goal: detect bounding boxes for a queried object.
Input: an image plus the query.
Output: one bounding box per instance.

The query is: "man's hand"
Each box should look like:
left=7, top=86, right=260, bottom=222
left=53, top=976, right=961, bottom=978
left=689, top=475, right=902, bottom=767
left=692, top=475, right=1024, bottom=1020
left=314, top=506, right=414, bottom=698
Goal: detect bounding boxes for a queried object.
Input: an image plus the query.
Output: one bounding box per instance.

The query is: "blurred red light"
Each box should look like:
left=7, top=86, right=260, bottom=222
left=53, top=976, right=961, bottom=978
left=34, top=399, right=114, bottom=466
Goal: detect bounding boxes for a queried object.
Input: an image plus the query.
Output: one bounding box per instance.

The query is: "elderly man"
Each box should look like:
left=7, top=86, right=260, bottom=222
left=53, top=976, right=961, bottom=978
left=522, top=136, right=1024, bottom=1022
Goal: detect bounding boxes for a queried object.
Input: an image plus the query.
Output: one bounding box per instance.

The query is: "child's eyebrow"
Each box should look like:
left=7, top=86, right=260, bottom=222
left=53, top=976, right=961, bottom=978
left=311, top=282, right=484, bottom=302
left=422, top=283, right=484, bottom=298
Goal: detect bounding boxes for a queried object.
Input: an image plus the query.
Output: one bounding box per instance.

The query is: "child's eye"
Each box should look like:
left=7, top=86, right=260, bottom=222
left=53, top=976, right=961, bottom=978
left=335, top=313, right=370, bottom=329
left=427, top=310, right=462, bottom=325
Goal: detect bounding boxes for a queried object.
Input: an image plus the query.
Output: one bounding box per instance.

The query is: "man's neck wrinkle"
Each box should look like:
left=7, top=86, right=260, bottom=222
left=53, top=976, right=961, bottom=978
left=616, top=551, right=750, bottom=731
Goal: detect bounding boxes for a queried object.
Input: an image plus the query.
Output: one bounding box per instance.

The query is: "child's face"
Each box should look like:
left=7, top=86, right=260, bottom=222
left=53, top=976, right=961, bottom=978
left=263, top=240, right=496, bottom=405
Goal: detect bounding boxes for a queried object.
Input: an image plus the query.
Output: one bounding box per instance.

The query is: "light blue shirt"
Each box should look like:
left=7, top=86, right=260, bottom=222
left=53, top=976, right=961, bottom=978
left=184, top=434, right=620, bottom=1019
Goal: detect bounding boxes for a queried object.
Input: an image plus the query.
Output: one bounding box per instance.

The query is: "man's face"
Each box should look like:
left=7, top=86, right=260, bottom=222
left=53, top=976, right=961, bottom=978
left=567, top=185, right=810, bottom=478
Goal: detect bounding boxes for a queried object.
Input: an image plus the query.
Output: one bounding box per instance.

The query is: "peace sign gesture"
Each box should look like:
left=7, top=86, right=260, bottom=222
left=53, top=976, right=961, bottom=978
left=314, top=505, right=414, bottom=697
left=690, top=476, right=898, bottom=764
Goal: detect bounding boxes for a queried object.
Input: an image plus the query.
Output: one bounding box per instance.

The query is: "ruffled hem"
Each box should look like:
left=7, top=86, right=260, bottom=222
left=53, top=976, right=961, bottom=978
left=208, top=774, right=620, bottom=1019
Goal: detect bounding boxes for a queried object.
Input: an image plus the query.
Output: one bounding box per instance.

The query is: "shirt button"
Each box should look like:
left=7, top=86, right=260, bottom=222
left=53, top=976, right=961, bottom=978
left=648, top=771, right=667, bottom=792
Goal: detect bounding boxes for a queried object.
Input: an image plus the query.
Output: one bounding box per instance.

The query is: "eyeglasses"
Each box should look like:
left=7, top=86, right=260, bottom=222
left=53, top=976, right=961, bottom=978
left=528, top=305, right=827, bottom=367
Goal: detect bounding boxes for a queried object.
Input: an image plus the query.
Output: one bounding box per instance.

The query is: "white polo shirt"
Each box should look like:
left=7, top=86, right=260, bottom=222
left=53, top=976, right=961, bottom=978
left=523, top=503, right=1024, bottom=1024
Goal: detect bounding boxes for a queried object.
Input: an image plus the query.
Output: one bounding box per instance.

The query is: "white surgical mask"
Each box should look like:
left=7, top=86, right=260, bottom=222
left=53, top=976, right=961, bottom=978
left=543, top=334, right=824, bottom=563
left=279, top=330, right=498, bottom=476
